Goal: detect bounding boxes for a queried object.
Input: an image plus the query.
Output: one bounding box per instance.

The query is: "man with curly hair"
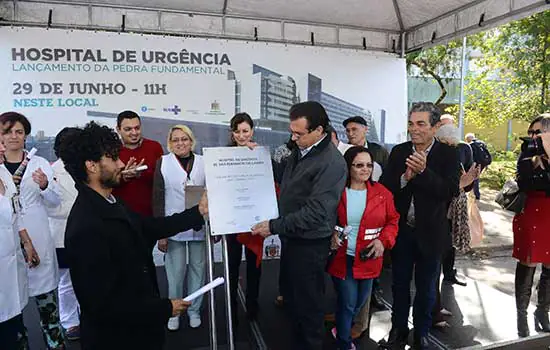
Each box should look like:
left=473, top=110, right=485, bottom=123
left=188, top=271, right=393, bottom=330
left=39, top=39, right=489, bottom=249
left=59, top=121, right=208, bottom=350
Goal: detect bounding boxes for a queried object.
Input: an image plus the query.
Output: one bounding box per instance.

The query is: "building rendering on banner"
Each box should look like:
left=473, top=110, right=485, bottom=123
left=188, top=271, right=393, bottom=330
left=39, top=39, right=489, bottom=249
left=307, top=73, right=380, bottom=143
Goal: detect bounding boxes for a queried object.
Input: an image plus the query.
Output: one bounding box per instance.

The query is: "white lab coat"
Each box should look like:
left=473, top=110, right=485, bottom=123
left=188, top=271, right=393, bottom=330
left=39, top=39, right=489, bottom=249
left=2, top=155, right=61, bottom=297
left=46, top=159, right=77, bottom=248
left=0, top=166, right=28, bottom=322
left=161, top=153, right=205, bottom=241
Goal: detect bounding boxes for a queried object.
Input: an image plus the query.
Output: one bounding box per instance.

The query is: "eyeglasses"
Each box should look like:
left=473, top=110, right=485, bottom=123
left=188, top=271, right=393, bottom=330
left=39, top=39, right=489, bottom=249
left=171, top=137, right=190, bottom=143
left=528, top=129, right=542, bottom=136
left=352, top=163, right=373, bottom=169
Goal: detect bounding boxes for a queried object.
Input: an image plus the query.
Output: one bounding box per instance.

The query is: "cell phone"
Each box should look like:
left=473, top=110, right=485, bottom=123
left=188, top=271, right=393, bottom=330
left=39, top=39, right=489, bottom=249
left=359, top=246, right=376, bottom=261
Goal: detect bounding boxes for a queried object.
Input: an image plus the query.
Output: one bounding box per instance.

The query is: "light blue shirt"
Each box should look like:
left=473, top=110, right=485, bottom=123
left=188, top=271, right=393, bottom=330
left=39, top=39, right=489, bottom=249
left=346, top=188, right=367, bottom=256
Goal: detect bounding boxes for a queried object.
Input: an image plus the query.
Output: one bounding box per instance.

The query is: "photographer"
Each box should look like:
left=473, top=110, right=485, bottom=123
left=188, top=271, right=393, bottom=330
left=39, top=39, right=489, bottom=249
left=514, top=114, right=550, bottom=338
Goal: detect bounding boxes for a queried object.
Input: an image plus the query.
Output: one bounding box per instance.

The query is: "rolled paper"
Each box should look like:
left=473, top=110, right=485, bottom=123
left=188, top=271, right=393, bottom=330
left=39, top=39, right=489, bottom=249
left=183, top=277, right=225, bottom=302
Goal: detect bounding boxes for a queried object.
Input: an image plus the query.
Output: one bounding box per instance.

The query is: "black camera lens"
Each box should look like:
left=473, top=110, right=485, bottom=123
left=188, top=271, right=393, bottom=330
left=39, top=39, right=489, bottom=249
left=521, top=136, right=545, bottom=157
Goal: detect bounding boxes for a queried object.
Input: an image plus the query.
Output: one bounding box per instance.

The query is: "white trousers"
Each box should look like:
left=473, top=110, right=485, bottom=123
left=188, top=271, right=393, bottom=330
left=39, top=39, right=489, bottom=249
left=58, top=268, right=80, bottom=329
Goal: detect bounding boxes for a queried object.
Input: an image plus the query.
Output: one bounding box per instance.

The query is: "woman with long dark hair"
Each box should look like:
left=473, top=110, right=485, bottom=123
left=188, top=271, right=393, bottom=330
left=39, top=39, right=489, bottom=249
left=514, top=114, right=550, bottom=337
left=226, top=113, right=262, bottom=327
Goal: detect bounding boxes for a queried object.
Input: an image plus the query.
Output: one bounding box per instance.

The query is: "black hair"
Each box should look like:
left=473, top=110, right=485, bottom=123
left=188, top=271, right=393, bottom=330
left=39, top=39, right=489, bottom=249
left=289, top=101, right=330, bottom=132
left=0, top=111, right=32, bottom=135
left=409, top=102, right=441, bottom=127
left=229, top=113, right=254, bottom=146
left=116, top=110, right=141, bottom=128
left=54, top=127, right=80, bottom=159
left=343, top=146, right=375, bottom=188
left=58, top=121, right=122, bottom=183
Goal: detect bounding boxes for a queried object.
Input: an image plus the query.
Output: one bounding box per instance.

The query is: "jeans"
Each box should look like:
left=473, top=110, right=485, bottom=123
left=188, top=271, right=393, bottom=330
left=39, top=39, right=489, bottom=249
left=164, top=240, right=206, bottom=317
left=391, top=225, right=440, bottom=337
left=473, top=179, right=480, bottom=200
left=283, top=237, right=330, bottom=350
left=332, top=255, right=373, bottom=350
left=58, top=268, right=80, bottom=329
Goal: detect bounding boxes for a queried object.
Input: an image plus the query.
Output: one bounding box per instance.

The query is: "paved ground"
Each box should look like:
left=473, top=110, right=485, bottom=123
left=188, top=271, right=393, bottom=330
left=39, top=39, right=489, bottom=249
left=21, top=189, right=550, bottom=349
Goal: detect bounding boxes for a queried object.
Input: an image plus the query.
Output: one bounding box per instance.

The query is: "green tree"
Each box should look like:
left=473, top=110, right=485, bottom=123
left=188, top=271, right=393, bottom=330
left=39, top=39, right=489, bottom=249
left=465, top=11, right=550, bottom=127
left=406, top=41, right=463, bottom=105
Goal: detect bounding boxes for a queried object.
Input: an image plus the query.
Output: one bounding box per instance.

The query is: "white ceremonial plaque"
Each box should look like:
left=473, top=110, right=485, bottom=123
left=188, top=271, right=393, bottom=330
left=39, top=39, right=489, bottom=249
left=203, top=146, right=279, bottom=235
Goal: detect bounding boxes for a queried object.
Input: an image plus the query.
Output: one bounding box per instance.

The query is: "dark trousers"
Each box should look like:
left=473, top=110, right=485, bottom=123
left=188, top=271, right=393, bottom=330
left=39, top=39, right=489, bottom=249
left=279, top=236, right=289, bottom=299
left=442, top=245, right=456, bottom=280
left=391, top=225, right=441, bottom=337
left=227, top=235, right=262, bottom=314
left=0, top=314, right=25, bottom=350
left=283, top=236, right=330, bottom=350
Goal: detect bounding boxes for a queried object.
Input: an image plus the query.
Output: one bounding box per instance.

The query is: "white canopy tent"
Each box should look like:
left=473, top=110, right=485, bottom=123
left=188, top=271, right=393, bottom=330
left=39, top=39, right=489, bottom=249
left=0, top=0, right=549, bottom=54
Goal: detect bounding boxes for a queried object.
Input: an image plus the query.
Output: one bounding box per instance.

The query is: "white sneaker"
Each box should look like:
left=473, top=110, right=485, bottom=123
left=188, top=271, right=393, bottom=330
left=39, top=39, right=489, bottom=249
left=189, top=313, right=201, bottom=328
left=167, top=316, right=180, bottom=331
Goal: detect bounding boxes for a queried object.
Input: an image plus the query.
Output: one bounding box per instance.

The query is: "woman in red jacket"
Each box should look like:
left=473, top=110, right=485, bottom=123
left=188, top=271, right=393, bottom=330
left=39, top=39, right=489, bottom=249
left=327, top=146, right=399, bottom=350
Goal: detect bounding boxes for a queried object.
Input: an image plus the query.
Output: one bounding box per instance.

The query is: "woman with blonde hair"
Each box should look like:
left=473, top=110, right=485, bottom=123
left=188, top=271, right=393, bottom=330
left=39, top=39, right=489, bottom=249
left=153, top=125, right=206, bottom=331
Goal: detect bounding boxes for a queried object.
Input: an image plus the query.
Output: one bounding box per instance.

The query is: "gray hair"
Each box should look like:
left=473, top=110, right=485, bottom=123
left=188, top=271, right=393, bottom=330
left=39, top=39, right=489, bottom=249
left=409, top=102, right=441, bottom=126
left=436, top=124, right=460, bottom=146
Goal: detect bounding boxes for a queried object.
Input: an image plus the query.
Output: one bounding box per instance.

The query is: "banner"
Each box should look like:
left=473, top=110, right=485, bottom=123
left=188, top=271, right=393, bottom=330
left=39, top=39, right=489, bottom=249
left=0, top=27, right=408, bottom=262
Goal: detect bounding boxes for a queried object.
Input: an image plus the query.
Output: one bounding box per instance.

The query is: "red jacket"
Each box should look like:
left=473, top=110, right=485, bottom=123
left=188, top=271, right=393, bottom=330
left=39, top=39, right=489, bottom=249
left=327, top=181, right=399, bottom=280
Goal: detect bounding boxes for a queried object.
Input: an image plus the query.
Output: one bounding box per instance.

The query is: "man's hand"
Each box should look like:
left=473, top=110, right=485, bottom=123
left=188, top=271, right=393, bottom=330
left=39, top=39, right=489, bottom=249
left=405, top=151, right=427, bottom=175
left=170, top=299, right=192, bottom=317
left=403, top=166, right=415, bottom=182
left=32, top=168, right=48, bottom=190
left=158, top=239, right=168, bottom=253
left=251, top=221, right=271, bottom=238
left=121, top=157, right=145, bottom=181
left=199, top=191, right=208, bottom=217
left=366, top=239, right=384, bottom=258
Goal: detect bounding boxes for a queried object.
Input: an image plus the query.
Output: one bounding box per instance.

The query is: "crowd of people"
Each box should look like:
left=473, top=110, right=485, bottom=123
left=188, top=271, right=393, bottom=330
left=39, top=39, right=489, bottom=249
left=0, top=103, right=549, bottom=350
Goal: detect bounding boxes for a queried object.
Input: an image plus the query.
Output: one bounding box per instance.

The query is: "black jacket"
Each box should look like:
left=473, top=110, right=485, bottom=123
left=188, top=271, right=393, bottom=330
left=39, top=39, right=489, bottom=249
left=65, top=183, right=203, bottom=350
left=270, top=135, right=347, bottom=240
left=380, top=140, right=460, bottom=256
left=517, top=154, right=550, bottom=193
left=367, top=141, right=390, bottom=170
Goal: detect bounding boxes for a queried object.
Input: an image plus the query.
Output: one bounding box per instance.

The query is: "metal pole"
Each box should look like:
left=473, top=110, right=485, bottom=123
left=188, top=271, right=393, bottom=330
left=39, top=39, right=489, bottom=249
left=221, top=235, right=235, bottom=350
left=458, top=36, right=467, bottom=139
left=204, top=219, right=217, bottom=350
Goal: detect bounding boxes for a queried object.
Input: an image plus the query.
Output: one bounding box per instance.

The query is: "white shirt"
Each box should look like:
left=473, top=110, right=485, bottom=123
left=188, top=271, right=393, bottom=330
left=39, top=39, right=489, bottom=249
left=300, top=134, right=327, bottom=158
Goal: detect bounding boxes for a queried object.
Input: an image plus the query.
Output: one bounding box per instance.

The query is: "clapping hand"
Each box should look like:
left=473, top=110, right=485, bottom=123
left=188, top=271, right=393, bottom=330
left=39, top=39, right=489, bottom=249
left=405, top=151, right=427, bottom=175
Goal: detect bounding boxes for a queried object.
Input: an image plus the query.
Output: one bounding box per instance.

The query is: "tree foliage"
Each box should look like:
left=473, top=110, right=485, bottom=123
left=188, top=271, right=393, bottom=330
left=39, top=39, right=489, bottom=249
left=464, top=11, right=550, bottom=127
left=406, top=41, right=463, bottom=105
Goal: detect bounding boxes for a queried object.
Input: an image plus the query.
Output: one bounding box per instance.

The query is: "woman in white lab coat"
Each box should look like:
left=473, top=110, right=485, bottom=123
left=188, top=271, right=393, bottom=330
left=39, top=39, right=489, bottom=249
left=0, top=112, right=66, bottom=349
left=153, top=124, right=206, bottom=331
left=0, top=132, right=40, bottom=349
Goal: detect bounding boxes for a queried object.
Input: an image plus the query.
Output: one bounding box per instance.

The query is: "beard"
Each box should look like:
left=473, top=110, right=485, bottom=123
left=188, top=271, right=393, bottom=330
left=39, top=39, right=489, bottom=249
left=99, top=167, right=121, bottom=188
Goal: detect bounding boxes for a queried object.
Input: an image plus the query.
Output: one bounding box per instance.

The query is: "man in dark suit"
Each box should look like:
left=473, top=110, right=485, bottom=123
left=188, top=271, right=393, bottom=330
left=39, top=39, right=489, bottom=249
left=379, top=102, right=460, bottom=349
left=59, top=122, right=208, bottom=350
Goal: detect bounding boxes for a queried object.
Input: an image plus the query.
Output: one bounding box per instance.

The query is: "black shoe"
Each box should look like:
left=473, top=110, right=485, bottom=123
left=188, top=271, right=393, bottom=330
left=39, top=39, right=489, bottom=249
left=412, top=334, right=429, bottom=349
left=535, top=266, right=550, bottom=333
left=371, top=290, right=387, bottom=310
left=443, top=270, right=467, bottom=286
left=378, top=327, right=408, bottom=350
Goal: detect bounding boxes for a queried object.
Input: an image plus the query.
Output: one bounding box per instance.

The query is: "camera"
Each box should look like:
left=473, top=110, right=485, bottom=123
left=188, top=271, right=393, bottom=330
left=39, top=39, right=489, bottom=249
left=521, top=136, right=545, bottom=157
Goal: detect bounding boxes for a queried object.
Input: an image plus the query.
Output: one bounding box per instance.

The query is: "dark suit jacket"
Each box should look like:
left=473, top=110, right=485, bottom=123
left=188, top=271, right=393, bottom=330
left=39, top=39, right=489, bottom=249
left=367, top=141, right=390, bottom=170
left=380, top=140, right=460, bottom=257
left=65, top=183, right=203, bottom=350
